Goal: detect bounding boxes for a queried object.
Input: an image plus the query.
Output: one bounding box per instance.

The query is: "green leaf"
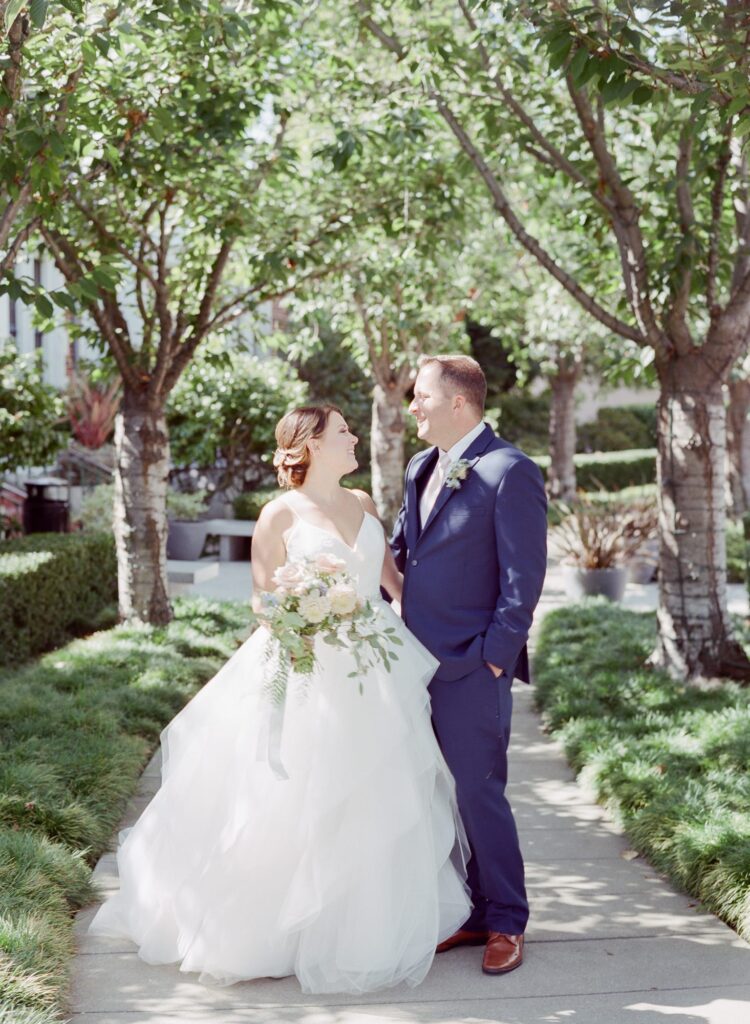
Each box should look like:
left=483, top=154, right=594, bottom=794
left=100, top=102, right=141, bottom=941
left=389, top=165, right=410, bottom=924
left=51, top=290, right=77, bottom=312
left=727, top=95, right=748, bottom=118
left=632, top=85, right=655, bottom=105
left=29, top=0, right=48, bottom=29
left=90, top=267, right=117, bottom=290
left=4, top=0, right=25, bottom=32
left=601, top=75, right=628, bottom=104
left=34, top=293, right=54, bottom=319
left=568, top=46, right=589, bottom=83
left=548, top=37, right=573, bottom=71
left=93, top=34, right=111, bottom=57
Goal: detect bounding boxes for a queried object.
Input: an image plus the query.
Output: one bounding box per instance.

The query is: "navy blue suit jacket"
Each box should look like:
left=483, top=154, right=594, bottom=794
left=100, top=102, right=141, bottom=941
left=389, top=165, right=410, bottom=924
left=390, top=424, right=547, bottom=683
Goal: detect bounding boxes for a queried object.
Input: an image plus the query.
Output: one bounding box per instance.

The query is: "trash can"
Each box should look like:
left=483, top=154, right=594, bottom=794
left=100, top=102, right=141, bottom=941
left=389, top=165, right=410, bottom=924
left=22, top=476, right=70, bottom=534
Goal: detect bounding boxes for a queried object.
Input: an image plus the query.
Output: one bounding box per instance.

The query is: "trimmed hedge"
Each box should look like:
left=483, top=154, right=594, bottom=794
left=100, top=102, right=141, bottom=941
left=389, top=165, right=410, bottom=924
left=0, top=533, right=117, bottom=666
left=577, top=404, right=657, bottom=453
left=534, top=447, right=657, bottom=491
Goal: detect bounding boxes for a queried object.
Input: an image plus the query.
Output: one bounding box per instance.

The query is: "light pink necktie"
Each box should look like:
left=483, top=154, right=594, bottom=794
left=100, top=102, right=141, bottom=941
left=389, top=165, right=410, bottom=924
left=420, top=451, right=451, bottom=526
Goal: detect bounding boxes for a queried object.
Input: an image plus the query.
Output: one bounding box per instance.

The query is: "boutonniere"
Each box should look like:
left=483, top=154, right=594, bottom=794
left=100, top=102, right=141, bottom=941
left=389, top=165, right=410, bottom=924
left=445, top=458, right=472, bottom=490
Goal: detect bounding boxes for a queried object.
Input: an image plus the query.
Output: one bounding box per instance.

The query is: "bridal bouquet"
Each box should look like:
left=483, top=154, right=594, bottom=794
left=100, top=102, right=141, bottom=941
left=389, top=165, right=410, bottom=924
left=254, top=553, right=402, bottom=706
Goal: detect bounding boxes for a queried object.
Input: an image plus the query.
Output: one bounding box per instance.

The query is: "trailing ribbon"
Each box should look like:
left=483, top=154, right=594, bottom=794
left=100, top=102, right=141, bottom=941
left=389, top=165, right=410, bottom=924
left=265, top=697, right=289, bottom=781
left=256, top=635, right=290, bottom=781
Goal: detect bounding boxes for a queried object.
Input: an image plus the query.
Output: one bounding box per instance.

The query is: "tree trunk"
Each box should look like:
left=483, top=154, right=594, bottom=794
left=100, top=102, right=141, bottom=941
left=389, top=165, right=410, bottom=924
left=371, top=381, right=407, bottom=529
left=726, top=378, right=750, bottom=518
left=653, top=353, right=750, bottom=680
left=114, top=389, right=172, bottom=624
left=547, top=355, right=581, bottom=502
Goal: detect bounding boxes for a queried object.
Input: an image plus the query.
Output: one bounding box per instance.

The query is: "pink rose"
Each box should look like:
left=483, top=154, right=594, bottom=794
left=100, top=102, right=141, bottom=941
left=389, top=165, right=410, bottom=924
left=273, top=562, right=307, bottom=588
left=314, top=552, right=347, bottom=575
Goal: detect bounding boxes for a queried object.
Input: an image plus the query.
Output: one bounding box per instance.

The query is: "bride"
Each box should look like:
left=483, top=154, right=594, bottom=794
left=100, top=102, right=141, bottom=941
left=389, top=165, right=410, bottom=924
left=89, top=404, right=471, bottom=994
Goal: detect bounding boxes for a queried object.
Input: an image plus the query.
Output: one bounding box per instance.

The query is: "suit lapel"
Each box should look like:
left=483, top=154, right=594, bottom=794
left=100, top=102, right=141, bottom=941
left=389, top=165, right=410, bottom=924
left=418, top=424, right=495, bottom=540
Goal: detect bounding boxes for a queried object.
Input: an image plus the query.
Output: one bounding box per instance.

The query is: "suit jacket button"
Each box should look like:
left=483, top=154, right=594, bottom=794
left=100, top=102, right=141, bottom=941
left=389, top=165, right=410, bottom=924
left=411, top=559, right=418, bottom=566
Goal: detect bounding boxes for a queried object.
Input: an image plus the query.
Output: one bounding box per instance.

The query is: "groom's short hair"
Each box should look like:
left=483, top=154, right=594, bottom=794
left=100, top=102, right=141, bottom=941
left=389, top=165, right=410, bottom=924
left=419, top=354, right=487, bottom=413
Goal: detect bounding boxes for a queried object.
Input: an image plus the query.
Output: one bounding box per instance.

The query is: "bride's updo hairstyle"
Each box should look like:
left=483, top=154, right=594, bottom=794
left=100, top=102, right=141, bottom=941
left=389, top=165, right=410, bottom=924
left=273, top=405, right=343, bottom=489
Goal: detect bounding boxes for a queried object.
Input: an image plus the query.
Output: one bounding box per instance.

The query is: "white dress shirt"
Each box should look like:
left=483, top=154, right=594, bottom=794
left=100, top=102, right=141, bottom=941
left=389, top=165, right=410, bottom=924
left=419, top=420, right=485, bottom=527
left=444, top=420, right=486, bottom=466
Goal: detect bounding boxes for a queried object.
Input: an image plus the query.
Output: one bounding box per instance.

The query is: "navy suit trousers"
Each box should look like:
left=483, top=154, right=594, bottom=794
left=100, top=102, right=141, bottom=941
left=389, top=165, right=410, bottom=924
left=429, top=663, right=528, bottom=935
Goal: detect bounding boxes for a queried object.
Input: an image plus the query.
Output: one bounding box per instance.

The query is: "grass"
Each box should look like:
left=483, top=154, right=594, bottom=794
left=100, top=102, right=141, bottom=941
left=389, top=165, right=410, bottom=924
left=533, top=601, right=750, bottom=940
left=0, top=597, right=251, bottom=1024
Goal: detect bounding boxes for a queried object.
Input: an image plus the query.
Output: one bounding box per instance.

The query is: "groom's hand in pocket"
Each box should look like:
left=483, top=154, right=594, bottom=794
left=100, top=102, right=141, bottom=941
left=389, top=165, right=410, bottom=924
left=486, top=662, right=503, bottom=678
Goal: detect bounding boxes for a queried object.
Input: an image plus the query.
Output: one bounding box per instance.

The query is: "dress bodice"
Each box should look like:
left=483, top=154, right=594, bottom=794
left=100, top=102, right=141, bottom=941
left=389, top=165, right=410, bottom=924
left=284, top=510, right=385, bottom=601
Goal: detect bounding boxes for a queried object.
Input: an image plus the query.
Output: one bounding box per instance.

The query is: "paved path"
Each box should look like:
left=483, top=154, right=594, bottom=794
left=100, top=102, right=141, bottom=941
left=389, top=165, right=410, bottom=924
left=70, top=563, right=750, bottom=1024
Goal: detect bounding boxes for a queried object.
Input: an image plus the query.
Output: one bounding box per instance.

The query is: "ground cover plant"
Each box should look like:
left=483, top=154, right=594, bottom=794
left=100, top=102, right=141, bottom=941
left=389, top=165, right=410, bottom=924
left=0, top=597, right=251, bottom=1024
left=534, top=602, right=750, bottom=940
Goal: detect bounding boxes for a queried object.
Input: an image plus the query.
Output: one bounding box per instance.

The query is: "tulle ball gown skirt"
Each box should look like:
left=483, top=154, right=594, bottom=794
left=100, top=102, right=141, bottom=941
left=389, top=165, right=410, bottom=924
left=88, top=602, right=471, bottom=994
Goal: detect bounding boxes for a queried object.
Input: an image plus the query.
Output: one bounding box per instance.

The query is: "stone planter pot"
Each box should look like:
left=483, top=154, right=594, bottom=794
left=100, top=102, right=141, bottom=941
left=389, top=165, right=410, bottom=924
left=167, top=519, right=208, bottom=560
left=561, top=565, right=628, bottom=602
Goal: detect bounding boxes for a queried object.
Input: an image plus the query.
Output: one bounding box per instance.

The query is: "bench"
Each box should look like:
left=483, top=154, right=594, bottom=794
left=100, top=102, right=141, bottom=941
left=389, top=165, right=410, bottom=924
left=202, top=518, right=256, bottom=561
left=167, top=559, right=220, bottom=595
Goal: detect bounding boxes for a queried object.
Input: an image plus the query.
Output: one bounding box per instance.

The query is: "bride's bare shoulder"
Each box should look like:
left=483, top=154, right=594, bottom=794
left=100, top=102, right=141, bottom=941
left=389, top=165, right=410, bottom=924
left=254, top=495, right=295, bottom=538
left=349, top=488, right=379, bottom=519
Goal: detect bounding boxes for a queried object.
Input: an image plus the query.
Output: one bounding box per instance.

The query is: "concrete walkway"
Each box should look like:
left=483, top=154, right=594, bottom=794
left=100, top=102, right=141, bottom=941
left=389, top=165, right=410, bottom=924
left=70, top=562, right=750, bottom=1024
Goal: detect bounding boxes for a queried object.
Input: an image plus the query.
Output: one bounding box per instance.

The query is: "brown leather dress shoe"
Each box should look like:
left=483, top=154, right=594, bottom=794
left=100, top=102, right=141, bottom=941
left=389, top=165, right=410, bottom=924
left=436, top=928, right=490, bottom=954
left=482, top=932, right=524, bottom=974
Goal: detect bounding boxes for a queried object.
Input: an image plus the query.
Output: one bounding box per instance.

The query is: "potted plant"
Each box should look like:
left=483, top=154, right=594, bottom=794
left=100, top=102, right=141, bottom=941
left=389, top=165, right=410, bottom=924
left=554, top=495, right=657, bottom=602
left=166, top=488, right=209, bottom=560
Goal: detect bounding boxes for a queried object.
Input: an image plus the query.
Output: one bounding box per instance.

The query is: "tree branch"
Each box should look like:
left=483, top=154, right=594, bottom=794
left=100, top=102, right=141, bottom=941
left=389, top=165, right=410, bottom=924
left=355, top=1, right=407, bottom=59
left=71, top=196, right=159, bottom=286
left=707, top=126, right=732, bottom=316
left=730, top=138, right=750, bottom=298
left=0, top=7, right=31, bottom=137
left=667, top=124, right=695, bottom=351
left=40, top=224, right=139, bottom=390
left=160, top=238, right=235, bottom=395
left=564, top=73, right=666, bottom=351
left=433, top=92, right=645, bottom=344
left=456, top=0, right=606, bottom=206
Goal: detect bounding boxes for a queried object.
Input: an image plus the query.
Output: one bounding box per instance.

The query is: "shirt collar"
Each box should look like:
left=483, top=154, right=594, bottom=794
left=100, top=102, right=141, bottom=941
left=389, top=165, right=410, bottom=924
left=443, top=420, right=486, bottom=465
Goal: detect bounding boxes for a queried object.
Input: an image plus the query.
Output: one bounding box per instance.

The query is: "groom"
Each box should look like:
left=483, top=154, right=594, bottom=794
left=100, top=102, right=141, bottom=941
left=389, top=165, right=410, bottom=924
left=391, top=354, right=547, bottom=975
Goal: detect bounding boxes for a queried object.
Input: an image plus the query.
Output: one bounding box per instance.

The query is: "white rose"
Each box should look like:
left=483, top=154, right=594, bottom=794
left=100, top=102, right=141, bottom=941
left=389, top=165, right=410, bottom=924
left=298, top=591, right=331, bottom=624
left=314, top=552, right=347, bottom=576
left=327, top=582, right=358, bottom=616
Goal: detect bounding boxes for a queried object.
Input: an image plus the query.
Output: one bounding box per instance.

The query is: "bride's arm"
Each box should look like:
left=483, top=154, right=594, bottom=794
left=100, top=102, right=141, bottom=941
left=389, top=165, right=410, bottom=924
left=351, top=489, right=403, bottom=603
left=250, top=499, right=295, bottom=614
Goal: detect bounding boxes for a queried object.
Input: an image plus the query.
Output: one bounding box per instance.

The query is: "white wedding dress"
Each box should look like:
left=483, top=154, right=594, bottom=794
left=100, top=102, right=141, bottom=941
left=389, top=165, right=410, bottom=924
left=89, top=508, right=471, bottom=994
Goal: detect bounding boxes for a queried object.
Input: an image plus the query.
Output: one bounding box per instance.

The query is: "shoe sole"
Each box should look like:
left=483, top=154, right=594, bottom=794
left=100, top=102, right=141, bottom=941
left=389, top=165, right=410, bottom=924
left=436, top=936, right=489, bottom=954
left=482, top=958, right=523, bottom=975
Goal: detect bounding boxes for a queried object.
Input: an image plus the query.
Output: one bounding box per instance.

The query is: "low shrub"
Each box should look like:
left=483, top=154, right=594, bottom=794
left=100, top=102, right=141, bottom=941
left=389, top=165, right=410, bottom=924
left=577, top=404, right=657, bottom=453
left=493, top=392, right=551, bottom=457
left=0, top=533, right=117, bottom=666
left=233, top=488, right=283, bottom=521
left=534, top=602, right=750, bottom=940
left=0, top=597, right=251, bottom=1023
left=726, top=519, right=746, bottom=585
left=534, top=448, right=656, bottom=491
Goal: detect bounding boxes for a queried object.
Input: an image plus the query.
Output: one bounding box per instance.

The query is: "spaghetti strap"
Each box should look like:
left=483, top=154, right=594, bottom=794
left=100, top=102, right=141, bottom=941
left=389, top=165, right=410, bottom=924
left=279, top=495, right=300, bottom=519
